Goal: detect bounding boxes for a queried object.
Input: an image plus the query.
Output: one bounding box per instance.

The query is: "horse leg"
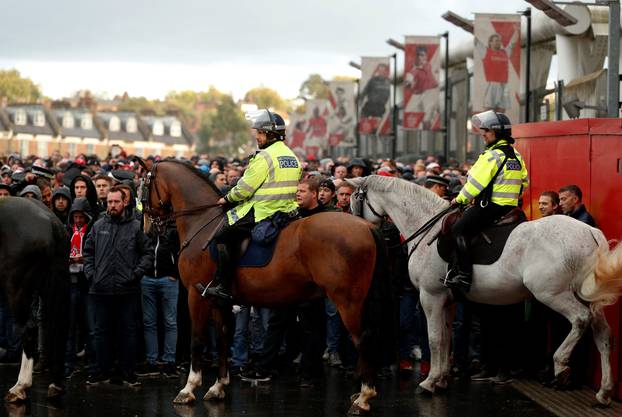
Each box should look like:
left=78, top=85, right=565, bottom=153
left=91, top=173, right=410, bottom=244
left=541, top=291, right=591, bottom=388
left=337, top=303, right=377, bottom=415
left=6, top=323, right=37, bottom=403
left=591, top=308, right=613, bottom=406
left=417, top=290, right=449, bottom=394
left=204, top=307, right=230, bottom=401
left=174, top=296, right=209, bottom=404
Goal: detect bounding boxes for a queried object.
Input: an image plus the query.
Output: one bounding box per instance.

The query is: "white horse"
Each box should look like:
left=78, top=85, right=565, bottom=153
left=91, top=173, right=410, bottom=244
left=346, top=175, right=622, bottom=405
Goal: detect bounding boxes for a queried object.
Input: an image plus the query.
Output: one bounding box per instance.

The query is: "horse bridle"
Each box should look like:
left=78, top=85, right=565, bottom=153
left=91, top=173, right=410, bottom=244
left=352, top=186, right=385, bottom=221
left=141, top=162, right=223, bottom=236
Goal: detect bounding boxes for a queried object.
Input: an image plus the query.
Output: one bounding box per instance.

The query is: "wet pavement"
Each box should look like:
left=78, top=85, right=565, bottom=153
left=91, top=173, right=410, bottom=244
left=0, top=364, right=555, bottom=417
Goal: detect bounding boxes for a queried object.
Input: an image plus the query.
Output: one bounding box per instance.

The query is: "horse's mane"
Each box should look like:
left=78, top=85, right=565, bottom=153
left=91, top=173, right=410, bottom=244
left=159, top=159, right=223, bottom=197
left=365, top=175, right=448, bottom=212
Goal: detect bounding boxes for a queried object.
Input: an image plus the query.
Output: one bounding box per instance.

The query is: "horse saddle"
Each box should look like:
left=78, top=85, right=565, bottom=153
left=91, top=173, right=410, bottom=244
left=207, top=213, right=299, bottom=268
left=437, top=208, right=527, bottom=265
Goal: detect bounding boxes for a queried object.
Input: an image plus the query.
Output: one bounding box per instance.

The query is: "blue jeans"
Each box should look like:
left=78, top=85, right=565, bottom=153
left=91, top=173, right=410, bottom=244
left=231, top=306, right=269, bottom=367
left=325, top=298, right=341, bottom=354
left=93, top=294, right=140, bottom=376
left=141, top=277, right=179, bottom=364
left=399, top=292, right=418, bottom=359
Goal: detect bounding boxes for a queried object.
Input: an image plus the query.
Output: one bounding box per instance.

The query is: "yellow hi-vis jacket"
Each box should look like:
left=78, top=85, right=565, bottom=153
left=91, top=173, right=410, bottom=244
left=456, top=139, right=529, bottom=207
left=224, top=141, right=301, bottom=225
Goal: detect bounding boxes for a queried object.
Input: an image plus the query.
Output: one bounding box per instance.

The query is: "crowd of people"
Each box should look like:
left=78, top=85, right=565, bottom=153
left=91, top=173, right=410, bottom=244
left=0, top=146, right=597, bottom=389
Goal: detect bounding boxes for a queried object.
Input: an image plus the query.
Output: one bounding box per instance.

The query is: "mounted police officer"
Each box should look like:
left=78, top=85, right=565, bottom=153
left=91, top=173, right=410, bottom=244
left=444, top=110, right=528, bottom=291
left=203, top=109, right=302, bottom=300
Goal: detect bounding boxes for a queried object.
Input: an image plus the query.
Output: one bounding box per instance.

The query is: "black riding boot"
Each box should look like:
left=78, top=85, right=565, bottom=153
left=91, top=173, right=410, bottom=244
left=203, top=243, right=233, bottom=300
left=444, top=235, right=472, bottom=291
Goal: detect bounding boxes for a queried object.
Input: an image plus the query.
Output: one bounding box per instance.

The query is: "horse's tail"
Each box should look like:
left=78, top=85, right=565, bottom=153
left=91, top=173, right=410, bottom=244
left=358, top=226, right=396, bottom=376
left=42, top=220, right=71, bottom=384
left=575, top=228, right=622, bottom=313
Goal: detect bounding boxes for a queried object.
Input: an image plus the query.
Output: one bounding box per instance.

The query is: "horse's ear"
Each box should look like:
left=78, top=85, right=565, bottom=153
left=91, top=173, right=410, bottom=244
left=345, top=177, right=365, bottom=189
left=133, top=156, right=152, bottom=173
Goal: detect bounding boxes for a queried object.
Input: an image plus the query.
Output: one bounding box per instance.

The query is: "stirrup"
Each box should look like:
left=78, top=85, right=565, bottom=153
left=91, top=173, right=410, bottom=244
left=202, top=283, right=233, bottom=300
left=442, top=269, right=471, bottom=290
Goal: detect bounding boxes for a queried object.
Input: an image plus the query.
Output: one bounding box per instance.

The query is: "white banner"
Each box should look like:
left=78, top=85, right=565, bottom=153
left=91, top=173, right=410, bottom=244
left=304, top=99, right=330, bottom=158
left=327, top=80, right=356, bottom=147
left=473, top=13, right=521, bottom=123
left=358, top=57, right=392, bottom=135
left=403, top=36, right=441, bottom=130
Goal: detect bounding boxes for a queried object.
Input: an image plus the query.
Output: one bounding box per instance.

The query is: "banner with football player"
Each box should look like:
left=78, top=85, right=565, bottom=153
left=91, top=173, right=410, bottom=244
left=358, top=56, right=392, bottom=135
left=327, top=80, right=356, bottom=147
left=473, top=13, right=521, bottom=123
left=304, top=99, right=330, bottom=158
left=286, top=112, right=306, bottom=157
left=403, top=36, right=441, bottom=130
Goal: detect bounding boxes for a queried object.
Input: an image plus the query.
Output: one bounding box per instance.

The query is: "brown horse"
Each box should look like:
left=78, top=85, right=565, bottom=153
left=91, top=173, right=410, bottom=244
left=137, top=159, right=393, bottom=415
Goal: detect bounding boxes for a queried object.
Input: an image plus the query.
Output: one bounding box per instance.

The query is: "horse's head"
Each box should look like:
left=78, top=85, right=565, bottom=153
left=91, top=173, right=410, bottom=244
left=136, top=157, right=173, bottom=235
left=346, top=176, right=387, bottom=225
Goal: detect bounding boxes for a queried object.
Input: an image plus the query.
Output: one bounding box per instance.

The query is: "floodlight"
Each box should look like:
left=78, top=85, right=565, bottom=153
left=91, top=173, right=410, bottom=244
left=442, top=11, right=474, bottom=34
left=525, top=0, right=578, bottom=26
left=349, top=61, right=361, bottom=70
left=386, top=38, right=405, bottom=51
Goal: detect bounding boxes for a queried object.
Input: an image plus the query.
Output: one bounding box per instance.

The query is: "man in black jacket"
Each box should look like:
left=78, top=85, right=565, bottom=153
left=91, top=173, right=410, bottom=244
left=136, top=222, right=181, bottom=378
left=83, top=186, right=153, bottom=386
left=559, top=185, right=596, bottom=227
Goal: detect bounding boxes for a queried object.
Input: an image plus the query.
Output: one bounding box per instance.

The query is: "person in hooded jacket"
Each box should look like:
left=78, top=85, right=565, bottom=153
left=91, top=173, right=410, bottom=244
left=64, top=197, right=95, bottom=378
left=83, top=186, right=153, bottom=385
left=51, top=187, right=72, bottom=224
left=70, top=174, right=103, bottom=220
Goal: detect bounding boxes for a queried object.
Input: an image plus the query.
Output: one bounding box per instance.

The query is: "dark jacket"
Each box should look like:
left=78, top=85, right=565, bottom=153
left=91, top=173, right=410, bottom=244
left=83, top=212, right=154, bottom=295
left=146, top=223, right=180, bottom=279
left=52, top=187, right=72, bottom=224
left=569, top=204, right=597, bottom=227
left=299, top=203, right=327, bottom=218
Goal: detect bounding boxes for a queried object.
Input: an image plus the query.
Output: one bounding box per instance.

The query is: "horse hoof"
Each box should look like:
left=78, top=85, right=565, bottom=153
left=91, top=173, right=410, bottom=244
left=347, top=403, right=369, bottom=416
left=47, top=383, right=65, bottom=399
left=203, top=389, right=225, bottom=401
left=415, top=385, right=434, bottom=396
left=5, top=390, right=26, bottom=403
left=555, top=367, right=571, bottom=388
left=173, top=392, right=196, bottom=405
left=595, top=390, right=612, bottom=407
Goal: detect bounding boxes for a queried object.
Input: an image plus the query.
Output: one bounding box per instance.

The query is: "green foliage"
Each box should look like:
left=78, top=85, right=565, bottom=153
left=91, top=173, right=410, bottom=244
left=0, top=69, right=42, bottom=102
left=299, top=74, right=329, bottom=101
left=243, top=87, right=287, bottom=113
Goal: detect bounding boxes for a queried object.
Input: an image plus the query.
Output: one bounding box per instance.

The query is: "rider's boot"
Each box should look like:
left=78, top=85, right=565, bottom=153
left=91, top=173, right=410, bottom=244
left=443, top=235, right=472, bottom=291
left=203, top=243, right=233, bottom=300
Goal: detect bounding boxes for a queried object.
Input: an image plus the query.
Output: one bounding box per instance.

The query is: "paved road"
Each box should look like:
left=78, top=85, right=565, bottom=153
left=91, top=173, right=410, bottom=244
left=0, top=365, right=555, bottom=417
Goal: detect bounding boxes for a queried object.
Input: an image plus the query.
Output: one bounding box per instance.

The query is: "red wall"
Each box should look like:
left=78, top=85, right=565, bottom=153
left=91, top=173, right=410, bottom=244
left=513, top=118, right=622, bottom=398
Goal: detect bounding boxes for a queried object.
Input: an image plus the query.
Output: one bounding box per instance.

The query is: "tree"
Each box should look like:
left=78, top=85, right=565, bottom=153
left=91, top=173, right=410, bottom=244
left=299, top=74, right=329, bottom=101
left=197, top=96, right=249, bottom=155
left=0, top=69, right=42, bottom=103
left=243, top=87, right=287, bottom=113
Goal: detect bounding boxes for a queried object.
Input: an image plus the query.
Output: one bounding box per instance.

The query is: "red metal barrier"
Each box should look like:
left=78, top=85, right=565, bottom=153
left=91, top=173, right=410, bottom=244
left=513, top=118, right=622, bottom=399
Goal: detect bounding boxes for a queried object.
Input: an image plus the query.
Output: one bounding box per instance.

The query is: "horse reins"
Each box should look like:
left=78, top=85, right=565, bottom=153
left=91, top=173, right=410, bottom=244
left=353, top=184, right=457, bottom=258
left=143, top=162, right=225, bottom=254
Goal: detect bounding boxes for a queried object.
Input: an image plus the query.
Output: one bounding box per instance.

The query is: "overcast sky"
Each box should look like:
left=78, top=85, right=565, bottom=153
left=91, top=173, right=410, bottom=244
left=0, top=0, right=532, bottom=100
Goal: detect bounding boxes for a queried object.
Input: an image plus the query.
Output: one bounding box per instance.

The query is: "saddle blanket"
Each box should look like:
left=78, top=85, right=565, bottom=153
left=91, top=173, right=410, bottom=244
left=208, top=238, right=278, bottom=268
